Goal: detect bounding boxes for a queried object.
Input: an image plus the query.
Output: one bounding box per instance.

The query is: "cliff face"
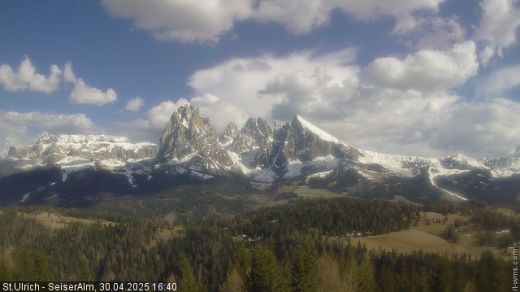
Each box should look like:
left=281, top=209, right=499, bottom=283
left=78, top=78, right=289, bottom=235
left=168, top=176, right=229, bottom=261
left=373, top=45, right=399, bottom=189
left=156, top=104, right=234, bottom=173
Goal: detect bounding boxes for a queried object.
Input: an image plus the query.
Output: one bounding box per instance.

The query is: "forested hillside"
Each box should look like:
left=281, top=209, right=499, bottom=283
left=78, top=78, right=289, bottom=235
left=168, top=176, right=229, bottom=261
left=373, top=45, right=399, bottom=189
left=0, top=198, right=515, bottom=291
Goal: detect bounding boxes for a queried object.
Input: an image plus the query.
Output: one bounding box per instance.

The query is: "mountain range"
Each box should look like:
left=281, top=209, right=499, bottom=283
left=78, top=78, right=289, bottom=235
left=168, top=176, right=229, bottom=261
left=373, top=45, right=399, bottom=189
left=1, top=104, right=519, bottom=206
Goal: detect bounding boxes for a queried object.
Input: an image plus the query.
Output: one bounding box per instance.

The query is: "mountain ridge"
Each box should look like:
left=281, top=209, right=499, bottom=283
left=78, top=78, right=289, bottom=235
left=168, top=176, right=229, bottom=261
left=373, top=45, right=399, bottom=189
left=2, top=103, right=520, bottom=205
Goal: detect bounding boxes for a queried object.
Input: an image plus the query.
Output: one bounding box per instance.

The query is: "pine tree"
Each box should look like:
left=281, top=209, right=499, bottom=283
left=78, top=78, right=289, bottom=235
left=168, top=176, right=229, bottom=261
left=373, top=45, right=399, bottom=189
left=316, top=255, right=344, bottom=292
left=220, top=268, right=245, bottom=292
left=234, top=246, right=252, bottom=291
left=32, top=251, right=53, bottom=281
left=78, top=256, right=93, bottom=281
left=356, top=260, right=377, bottom=292
left=290, top=241, right=318, bottom=292
left=178, top=255, right=203, bottom=292
left=250, top=246, right=288, bottom=292
left=475, top=251, right=497, bottom=292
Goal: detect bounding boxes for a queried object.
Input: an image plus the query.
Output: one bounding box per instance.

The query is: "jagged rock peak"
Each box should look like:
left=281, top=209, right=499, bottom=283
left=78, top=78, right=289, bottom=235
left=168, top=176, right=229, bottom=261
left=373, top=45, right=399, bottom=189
left=231, top=117, right=273, bottom=153
left=220, top=122, right=239, bottom=145
left=157, top=104, right=215, bottom=160
left=291, top=115, right=340, bottom=143
left=157, top=104, right=235, bottom=172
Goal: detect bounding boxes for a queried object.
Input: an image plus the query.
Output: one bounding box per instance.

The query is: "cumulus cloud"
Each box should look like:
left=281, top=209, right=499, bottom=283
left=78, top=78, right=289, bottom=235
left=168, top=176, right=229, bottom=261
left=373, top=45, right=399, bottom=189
left=125, top=96, right=145, bottom=111
left=0, top=111, right=95, bottom=157
left=114, top=98, right=193, bottom=143
left=102, top=0, right=444, bottom=42
left=0, top=56, right=61, bottom=94
left=477, top=65, right=520, bottom=98
left=252, top=0, right=332, bottom=34
left=414, top=17, right=466, bottom=50
left=477, top=0, right=520, bottom=64
left=332, top=0, right=444, bottom=34
left=178, top=43, right=519, bottom=157
left=427, top=99, right=520, bottom=156
left=112, top=40, right=519, bottom=157
left=101, top=0, right=252, bottom=43
left=361, top=41, right=478, bottom=91
left=146, top=99, right=191, bottom=129
left=187, top=48, right=358, bottom=129
left=64, top=63, right=118, bottom=106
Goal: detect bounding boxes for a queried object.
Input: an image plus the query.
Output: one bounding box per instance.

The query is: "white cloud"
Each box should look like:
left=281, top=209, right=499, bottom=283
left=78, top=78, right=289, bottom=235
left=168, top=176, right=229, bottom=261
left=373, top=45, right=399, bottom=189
left=126, top=96, right=145, bottom=111
left=334, top=0, right=444, bottom=34
left=0, top=57, right=61, bottom=94
left=414, top=17, right=466, bottom=50
left=361, top=41, right=478, bottom=91
left=477, top=65, right=520, bottom=98
left=429, top=98, right=520, bottom=156
left=479, top=46, right=495, bottom=66
left=114, top=98, right=193, bottom=143
left=102, top=0, right=252, bottom=43
left=177, top=43, right=520, bottom=157
left=0, top=111, right=95, bottom=157
left=477, top=0, right=520, bottom=63
left=252, top=0, right=332, bottom=34
left=147, top=99, right=190, bottom=130
left=64, top=63, right=118, bottom=106
left=111, top=41, right=518, bottom=157
left=187, top=48, right=358, bottom=129
left=102, top=0, right=444, bottom=43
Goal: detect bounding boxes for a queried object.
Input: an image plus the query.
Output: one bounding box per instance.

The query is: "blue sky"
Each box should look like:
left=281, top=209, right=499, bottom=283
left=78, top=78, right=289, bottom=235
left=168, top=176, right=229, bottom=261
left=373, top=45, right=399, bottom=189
left=1, top=0, right=520, bottom=158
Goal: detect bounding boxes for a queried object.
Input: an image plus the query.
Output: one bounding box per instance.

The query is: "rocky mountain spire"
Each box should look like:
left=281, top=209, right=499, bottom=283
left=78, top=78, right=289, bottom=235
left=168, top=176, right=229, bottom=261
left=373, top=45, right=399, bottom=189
left=157, top=104, right=235, bottom=173
left=220, top=122, right=239, bottom=145
left=231, top=117, right=272, bottom=154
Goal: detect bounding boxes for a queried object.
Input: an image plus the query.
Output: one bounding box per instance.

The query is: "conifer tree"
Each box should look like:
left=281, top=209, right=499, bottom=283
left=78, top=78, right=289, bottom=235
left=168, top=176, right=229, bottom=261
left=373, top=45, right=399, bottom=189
left=32, top=251, right=53, bottom=281
left=78, top=257, right=93, bottom=281
left=178, top=255, right=203, bottom=292
left=356, top=260, right=376, bottom=292
left=290, top=241, right=318, bottom=292
left=250, top=246, right=287, bottom=292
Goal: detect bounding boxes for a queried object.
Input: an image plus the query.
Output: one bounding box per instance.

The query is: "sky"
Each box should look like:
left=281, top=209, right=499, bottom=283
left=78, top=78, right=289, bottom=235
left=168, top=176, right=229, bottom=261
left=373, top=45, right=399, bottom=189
left=1, top=0, right=520, bottom=158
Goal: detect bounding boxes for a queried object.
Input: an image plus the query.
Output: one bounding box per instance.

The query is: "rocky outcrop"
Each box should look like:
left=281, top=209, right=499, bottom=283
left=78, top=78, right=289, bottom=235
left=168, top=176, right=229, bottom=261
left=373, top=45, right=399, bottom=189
left=220, top=122, right=239, bottom=145
left=157, top=104, right=235, bottom=173
left=231, top=117, right=272, bottom=154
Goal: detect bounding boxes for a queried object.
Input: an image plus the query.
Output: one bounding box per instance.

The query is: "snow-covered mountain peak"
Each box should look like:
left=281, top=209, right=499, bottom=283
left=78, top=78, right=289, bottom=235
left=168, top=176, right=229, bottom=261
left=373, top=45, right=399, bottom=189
left=482, top=147, right=520, bottom=177
left=231, top=117, right=272, bottom=154
left=36, top=133, right=131, bottom=144
left=292, top=115, right=341, bottom=143
left=440, top=153, right=487, bottom=170
left=6, top=133, right=157, bottom=172
left=220, top=122, right=239, bottom=145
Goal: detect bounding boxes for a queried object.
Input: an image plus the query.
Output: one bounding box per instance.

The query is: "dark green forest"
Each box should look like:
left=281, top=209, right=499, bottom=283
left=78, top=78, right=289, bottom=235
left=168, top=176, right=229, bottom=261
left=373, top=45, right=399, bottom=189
left=0, top=197, right=515, bottom=291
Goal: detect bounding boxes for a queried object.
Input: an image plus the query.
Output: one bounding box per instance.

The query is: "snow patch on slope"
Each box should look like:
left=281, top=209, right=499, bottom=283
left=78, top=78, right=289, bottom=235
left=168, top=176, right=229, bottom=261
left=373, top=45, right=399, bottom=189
left=20, top=192, right=31, bottom=203
left=250, top=168, right=277, bottom=183
left=428, top=167, right=468, bottom=201
left=227, top=150, right=252, bottom=174
left=306, top=170, right=333, bottom=182
left=295, top=115, right=340, bottom=143
left=57, top=156, right=95, bottom=182
left=359, top=150, right=434, bottom=176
